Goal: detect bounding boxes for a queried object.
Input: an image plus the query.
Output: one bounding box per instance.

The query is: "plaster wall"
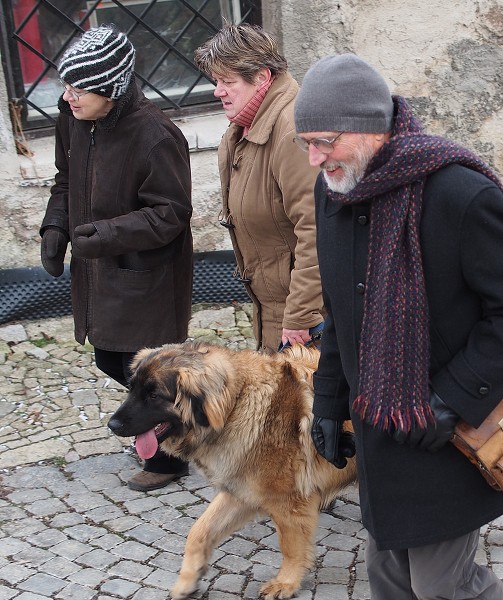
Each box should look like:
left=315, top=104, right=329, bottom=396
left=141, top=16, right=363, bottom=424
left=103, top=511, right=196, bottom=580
left=0, top=0, right=502, bottom=269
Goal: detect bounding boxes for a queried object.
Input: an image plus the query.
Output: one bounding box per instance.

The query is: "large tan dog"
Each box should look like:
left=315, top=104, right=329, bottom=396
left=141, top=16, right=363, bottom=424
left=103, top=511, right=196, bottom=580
left=108, top=341, right=357, bottom=600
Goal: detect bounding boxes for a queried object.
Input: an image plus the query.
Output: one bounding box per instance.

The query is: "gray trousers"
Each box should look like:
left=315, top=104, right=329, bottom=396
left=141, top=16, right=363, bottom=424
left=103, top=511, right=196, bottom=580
left=365, top=529, right=503, bottom=599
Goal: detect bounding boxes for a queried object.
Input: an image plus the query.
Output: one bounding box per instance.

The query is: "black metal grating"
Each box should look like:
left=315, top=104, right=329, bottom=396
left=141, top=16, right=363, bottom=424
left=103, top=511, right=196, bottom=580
left=0, top=266, right=73, bottom=323
left=192, top=250, right=249, bottom=304
left=0, top=250, right=249, bottom=325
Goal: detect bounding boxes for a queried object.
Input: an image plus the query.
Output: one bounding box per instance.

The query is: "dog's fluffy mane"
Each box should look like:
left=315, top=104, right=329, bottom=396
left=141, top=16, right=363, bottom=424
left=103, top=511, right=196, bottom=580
left=128, top=341, right=320, bottom=431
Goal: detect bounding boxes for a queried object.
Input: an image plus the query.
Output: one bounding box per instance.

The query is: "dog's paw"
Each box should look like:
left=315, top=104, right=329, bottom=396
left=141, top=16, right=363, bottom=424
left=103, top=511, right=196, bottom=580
left=170, top=577, right=199, bottom=600
left=259, top=579, right=297, bottom=599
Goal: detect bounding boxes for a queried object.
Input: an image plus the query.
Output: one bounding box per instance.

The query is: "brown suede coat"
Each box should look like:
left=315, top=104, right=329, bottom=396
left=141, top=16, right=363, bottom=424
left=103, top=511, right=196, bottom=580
left=41, top=83, right=193, bottom=352
left=218, top=72, right=323, bottom=351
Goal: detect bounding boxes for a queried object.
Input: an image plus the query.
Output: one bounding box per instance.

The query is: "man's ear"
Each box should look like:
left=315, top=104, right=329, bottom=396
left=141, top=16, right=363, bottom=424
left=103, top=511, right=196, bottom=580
left=374, top=131, right=392, bottom=145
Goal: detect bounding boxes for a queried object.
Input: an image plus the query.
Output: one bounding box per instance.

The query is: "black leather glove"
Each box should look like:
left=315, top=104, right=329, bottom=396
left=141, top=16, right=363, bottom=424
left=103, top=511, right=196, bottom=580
left=393, top=391, right=459, bottom=453
left=311, top=416, right=356, bottom=469
left=72, top=223, right=101, bottom=259
left=41, top=226, right=68, bottom=277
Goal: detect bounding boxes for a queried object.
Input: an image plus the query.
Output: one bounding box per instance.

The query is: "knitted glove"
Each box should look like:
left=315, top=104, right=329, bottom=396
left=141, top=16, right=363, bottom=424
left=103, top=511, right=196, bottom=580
left=393, top=391, right=459, bottom=452
left=72, top=223, right=101, bottom=259
left=311, top=416, right=356, bottom=469
left=41, top=226, right=69, bottom=277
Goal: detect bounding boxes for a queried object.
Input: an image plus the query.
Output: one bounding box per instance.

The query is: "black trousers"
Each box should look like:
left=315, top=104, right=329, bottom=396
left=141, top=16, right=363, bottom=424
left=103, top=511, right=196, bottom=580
left=94, top=348, right=188, bottom=474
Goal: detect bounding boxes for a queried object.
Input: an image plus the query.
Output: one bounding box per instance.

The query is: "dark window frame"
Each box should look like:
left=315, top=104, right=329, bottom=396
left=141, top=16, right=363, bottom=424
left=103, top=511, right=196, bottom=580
left=1, top=0, right=262, bottom=138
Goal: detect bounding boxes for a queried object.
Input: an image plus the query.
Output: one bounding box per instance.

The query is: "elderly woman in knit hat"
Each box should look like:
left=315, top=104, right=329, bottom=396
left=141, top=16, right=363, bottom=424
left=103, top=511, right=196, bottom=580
left=294, top=54, right=503, bottom=599
left=194, top=24, right=324, bottom=353
left=40, top=25, right=193, bottom=492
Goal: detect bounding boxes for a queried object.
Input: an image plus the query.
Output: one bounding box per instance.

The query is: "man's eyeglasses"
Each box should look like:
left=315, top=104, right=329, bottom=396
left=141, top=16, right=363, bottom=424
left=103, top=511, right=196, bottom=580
left=293, top=132, right=344, bottom=154
left=60, top=80, right=91, bottom=101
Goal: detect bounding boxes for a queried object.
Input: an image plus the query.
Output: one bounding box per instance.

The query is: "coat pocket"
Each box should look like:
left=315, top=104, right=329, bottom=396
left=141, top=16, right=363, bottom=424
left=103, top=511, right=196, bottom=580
left=275, top=247, right=293, bottom=295
left=91, top=262, right=176, bottom=348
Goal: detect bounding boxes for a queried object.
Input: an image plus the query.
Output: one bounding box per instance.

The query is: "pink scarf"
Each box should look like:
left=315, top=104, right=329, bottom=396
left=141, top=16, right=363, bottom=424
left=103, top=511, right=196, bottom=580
left=230, top=78, right=274, bottom=133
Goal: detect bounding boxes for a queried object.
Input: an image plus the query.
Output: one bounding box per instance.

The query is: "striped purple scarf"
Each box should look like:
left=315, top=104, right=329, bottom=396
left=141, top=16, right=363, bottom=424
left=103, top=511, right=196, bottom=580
left=325, top=96, right=503, bottom=433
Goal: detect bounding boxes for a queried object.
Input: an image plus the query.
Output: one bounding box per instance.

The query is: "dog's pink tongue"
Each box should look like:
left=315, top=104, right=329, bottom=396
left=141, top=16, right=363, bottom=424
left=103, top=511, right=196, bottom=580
left=135, top=429, right=158, bottom=459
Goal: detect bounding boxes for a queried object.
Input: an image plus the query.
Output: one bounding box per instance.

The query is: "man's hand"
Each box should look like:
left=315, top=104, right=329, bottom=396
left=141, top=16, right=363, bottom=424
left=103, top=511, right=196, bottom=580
left=311, top=416, right=356, bottom=468
left=72, top=223, right=102, bottom=259
left=41, top=226, right=69, bottom=277
left=393, top=391, right=459, bottom=452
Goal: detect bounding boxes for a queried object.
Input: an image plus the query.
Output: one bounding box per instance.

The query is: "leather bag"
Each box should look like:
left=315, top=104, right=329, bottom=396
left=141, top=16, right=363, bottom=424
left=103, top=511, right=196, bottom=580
left=451, top=400, right=503, bottom=491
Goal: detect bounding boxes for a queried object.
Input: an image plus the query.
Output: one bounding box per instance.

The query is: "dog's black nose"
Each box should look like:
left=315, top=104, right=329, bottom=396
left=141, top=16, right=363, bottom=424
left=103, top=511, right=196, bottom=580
left=108, top=416, right=123, bottom=434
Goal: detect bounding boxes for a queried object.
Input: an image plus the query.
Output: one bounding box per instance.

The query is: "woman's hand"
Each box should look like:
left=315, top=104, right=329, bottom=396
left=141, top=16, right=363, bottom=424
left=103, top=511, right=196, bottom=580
left=281, top=328, right=311, bottom=346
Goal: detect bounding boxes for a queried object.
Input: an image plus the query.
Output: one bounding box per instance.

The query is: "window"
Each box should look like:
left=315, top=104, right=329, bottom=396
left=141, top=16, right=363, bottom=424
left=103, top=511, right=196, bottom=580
left=2, top=0, right=261, bottom=134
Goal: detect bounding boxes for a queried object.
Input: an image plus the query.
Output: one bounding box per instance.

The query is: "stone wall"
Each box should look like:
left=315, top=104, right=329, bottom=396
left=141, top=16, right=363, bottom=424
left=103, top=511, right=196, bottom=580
left=279, top=0, right=503, bottom=173
left=1, top=0, right=502, bottom=269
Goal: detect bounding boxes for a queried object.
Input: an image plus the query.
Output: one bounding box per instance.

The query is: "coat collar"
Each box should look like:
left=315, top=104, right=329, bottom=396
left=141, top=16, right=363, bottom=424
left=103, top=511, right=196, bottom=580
left=225, top=72, right=299, bottom=146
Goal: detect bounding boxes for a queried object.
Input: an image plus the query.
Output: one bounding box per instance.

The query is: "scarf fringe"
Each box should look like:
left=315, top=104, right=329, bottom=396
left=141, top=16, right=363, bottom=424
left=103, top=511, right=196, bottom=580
left=353, top=393, right=435, bottom=433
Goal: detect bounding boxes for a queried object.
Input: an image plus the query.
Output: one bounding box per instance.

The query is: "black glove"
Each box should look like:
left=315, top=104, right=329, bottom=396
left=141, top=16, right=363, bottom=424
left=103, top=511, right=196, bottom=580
left=393, top=391, right=459, bottom=452
left=41, top=226, right=68, bottom=277
left=72, top=223, right=101, bottom=259
left=311, top=416, right=356, bottom=469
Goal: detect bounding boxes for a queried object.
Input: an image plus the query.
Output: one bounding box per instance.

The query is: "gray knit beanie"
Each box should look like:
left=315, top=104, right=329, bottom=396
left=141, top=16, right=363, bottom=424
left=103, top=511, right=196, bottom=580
left=59, top=25, right=135, bottom=100
left=294, top=54, right=394, bottom=134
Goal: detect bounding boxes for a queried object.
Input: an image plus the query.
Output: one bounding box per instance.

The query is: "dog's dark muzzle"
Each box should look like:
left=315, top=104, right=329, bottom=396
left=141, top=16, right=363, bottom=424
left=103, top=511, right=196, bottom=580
left=107, top=398, right=160, bottom=437
left=108, top=407, right=185, bottom=443
left=108, top=415, right=131, bottom=437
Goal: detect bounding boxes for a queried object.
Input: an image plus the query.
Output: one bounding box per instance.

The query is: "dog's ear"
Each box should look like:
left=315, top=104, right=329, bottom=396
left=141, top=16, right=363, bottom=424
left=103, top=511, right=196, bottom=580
left=187, top=394, right=210, bottom=427
left=175, top=361, right=231, bottom=431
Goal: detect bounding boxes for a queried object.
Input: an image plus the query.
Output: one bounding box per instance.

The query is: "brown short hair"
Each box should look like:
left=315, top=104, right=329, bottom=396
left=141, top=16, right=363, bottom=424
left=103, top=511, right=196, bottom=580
left=194, top=23, right=288, bottom=83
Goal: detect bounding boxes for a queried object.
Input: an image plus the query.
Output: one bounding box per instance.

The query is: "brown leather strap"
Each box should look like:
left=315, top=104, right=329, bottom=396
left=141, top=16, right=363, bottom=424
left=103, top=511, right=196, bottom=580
left=452, top=401, right=503, bottom=491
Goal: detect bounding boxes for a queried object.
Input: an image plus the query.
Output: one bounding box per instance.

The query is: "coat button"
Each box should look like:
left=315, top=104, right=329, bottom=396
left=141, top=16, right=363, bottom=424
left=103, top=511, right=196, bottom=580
left=356, top=282, right=365, bottom=294
left=479, top=386, right=489, bottom=396
left=357, top=215, right=368, bottom=225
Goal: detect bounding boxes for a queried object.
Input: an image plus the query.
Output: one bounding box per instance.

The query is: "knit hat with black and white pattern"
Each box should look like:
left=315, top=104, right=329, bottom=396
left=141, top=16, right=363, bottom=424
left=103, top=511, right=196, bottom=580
left=59, top=25, right=135, bottom=100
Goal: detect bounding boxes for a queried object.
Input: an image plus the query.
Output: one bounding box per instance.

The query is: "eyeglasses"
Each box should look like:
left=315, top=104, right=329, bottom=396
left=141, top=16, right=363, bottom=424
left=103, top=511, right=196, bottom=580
left=60, top=80, right=91, bottom=101
left=293, top=132, right=344, bottom=154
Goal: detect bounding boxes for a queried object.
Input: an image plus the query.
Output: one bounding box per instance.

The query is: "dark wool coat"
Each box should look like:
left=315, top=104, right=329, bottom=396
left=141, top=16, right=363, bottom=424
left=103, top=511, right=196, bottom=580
left=314, top=163, right=503, bottom=550
left=41, top=83, right=193, bottom=352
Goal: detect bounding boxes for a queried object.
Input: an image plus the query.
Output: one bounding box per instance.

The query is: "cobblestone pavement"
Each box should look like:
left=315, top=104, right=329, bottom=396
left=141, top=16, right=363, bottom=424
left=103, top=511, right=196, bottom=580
left=1, top=305, right=502, bottom=600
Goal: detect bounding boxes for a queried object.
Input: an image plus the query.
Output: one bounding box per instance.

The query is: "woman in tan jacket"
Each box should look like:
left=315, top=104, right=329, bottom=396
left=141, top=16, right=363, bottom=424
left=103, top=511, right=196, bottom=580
left=195, top=24, right=323, bottom=352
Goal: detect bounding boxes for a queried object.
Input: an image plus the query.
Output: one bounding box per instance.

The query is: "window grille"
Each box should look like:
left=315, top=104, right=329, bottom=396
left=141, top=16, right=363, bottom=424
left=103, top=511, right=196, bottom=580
left=1, top=0, right=261, bottom=134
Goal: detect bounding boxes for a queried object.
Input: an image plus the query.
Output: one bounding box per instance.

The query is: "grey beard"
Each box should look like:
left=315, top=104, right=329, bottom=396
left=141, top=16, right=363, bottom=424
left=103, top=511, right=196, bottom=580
left=323, top=141, right=376, bottom=195
left=324, top=163, right=363, bottom=195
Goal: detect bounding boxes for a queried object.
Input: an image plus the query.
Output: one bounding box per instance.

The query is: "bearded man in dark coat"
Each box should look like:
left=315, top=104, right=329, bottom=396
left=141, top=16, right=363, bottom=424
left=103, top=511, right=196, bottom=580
left=293, top=53, right=503, bottom=599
